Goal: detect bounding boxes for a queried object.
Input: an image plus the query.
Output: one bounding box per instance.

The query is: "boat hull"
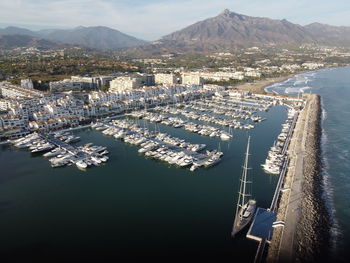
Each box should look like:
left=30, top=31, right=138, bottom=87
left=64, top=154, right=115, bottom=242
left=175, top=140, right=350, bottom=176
left=231, top=200, right=256, bottom=237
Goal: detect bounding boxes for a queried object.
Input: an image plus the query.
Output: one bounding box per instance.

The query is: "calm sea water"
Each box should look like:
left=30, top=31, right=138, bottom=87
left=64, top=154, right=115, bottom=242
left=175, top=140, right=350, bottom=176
left=0, top=102, right=287, bottom=262
left=266, top=66, right=350, bottom=262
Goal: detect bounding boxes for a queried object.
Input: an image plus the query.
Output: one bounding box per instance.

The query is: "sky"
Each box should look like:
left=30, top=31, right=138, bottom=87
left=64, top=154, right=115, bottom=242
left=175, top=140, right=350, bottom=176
left=0, top=0, right=350, bottom=40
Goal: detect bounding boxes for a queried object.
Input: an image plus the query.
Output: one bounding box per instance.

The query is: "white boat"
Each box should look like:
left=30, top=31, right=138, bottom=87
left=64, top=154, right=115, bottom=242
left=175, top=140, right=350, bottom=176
left=31, top=143, right=55, bottom=153
left=220, top=132, right=232, bottom=141
left=91, top=156, right=102, bottom=164
left=43, top=148, right=65, bottom=157
left=232, top=136, right=257, bottom=237
left=190, top=164, right=200, bottom=171
left=76, top=160, right=88, bottom=169
left=204, top=156, right=221, bottom=168
left=178, top=157, right=193, bottom=167
left=99, top=156, right=109, bottom=162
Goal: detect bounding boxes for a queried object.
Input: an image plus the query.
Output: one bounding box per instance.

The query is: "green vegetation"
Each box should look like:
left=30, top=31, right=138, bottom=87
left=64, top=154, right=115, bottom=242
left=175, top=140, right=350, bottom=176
left=100, top=86, right=109, bottom=92
left=0, top=53, right=140, bottom=86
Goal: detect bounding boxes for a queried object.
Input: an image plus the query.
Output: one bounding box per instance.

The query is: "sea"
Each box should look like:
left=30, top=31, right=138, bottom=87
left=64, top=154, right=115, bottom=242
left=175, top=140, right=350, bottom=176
left=266, top=66, right=350, bottom=262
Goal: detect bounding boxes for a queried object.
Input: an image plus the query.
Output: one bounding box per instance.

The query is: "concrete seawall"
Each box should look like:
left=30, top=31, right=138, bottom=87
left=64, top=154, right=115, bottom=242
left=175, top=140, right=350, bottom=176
left=267, top=94, right=330, bottom=262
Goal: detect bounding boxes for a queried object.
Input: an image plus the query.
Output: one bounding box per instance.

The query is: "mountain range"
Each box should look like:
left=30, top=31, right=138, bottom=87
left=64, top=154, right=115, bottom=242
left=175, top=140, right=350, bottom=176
left=138, top=9, right=350, bottom=53
left=0, top=26, right=146, bottom=50
left=0, top=34, right=69, bottom=50
left=1, top=10, right=350, bottom=52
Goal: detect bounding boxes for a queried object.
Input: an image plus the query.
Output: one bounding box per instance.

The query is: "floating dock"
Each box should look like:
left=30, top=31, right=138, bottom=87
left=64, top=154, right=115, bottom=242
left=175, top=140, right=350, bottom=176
left=246, top=208, right=276, bottom=242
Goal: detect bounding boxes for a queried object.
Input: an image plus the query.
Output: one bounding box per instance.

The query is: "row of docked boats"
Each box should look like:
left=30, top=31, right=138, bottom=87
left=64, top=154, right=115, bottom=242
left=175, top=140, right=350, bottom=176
left=45, top=142, right=109, bottom=169
left=186, top=101, right=263, bottom=122
left=261, top=108, right=297, bottom=175
left=152, top=105, right=254, bottom=130
left=92, top=120, right=223, bottom=171
left=11, top=131, right=81, bottom=152
left=141, top=141, right=223, bottom=171
left=128, top=111, right=233, bottom=140
left=11, top=131, right=109, bottom=170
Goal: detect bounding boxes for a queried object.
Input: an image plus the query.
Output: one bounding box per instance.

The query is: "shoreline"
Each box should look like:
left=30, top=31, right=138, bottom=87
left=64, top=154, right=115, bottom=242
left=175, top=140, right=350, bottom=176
left=229, top=73, right=298, bottom=94
left=266, top=94, right=331, bottom=262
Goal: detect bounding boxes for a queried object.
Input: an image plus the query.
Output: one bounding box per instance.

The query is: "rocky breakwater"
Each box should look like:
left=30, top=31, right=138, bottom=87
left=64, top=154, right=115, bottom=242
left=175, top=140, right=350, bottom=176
left=267, top=94, right=330, bottom=263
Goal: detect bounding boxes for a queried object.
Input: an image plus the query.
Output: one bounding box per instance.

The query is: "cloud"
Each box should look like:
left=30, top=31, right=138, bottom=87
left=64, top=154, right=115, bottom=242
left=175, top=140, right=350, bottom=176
left=0, top=0, right=349, bottom=40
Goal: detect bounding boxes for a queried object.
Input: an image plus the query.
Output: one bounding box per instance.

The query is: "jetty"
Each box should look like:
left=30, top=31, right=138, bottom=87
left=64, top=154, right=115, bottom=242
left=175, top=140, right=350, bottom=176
left=245, top=106, right=298, bottom=262
left=263, top=94, right=326, bottom=262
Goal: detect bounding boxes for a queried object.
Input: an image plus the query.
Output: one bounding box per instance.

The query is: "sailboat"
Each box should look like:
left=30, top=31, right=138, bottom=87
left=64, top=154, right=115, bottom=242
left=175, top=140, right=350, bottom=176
left=231, top=136, right=257, bottom=237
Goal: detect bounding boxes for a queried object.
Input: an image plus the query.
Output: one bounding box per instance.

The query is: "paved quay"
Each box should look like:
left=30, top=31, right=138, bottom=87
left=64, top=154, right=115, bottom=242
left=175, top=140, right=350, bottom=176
left=267, top=94, right=320, bottom=262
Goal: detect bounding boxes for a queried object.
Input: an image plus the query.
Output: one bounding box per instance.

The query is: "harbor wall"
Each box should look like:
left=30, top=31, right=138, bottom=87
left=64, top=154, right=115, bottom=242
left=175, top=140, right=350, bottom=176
left=294, top=94, right=330, bottom=262
left=266, top=94, right=330, bottom=262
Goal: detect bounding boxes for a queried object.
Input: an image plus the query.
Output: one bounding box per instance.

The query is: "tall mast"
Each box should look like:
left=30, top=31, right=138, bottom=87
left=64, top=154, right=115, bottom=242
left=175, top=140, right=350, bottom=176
left=242, top=136, right=251, bottom=206
left=235, top=136, right=251, bottom=216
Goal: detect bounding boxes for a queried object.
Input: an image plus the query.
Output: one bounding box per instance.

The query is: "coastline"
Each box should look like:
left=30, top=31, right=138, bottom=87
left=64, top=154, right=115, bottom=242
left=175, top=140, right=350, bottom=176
left=266, top=94, right=330, bottom=262
left=229, top=74, right=297, bottom=94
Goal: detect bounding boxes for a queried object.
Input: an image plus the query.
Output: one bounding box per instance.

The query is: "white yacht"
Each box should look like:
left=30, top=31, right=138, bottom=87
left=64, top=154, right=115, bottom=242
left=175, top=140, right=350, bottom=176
left=76, top=160, right=88, bottom=169
left=43, top=148, right=65, bottom=157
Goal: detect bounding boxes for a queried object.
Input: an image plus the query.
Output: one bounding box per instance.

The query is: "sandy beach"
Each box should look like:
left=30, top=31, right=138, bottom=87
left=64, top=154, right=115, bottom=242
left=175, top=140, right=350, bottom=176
left=228, top=74, right=296, bottom=94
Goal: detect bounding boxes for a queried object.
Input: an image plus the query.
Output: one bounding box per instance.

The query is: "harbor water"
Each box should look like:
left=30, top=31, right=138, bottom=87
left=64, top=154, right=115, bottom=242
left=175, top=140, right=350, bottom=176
left=266, top=66, right=350, bottom=262
left=0, top=102, right=288, bottom=262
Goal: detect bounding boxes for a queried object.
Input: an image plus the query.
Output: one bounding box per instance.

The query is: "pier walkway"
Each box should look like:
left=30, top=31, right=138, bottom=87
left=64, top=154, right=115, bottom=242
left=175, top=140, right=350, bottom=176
left=40, top=134, right=87, bottom=160
left=248, top=110, right=299, bottom=263
left=266, top=95, right=316, bottom=263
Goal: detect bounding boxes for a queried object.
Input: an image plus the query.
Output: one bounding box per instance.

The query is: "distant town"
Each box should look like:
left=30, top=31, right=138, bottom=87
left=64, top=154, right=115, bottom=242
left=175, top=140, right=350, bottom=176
left=2, top=43, right=349, bottom=140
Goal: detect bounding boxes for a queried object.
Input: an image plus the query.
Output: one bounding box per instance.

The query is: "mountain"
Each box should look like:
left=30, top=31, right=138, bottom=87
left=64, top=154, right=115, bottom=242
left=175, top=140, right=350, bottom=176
left=154, top=9, right=316, bottom=51
left=305, top=23, right=350, bottom=47
left=0, top=26, right=146, bottom=50
left=0, top=34, right=67, bottom=50
left=134, top=9, right=350, bottom=54
left=0, top=26, right=38, bottom=37
left=38, top=26, right=146, bottom=50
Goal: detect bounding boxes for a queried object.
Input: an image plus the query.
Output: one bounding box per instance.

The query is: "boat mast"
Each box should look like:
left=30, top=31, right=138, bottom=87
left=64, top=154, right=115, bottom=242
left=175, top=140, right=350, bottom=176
left=242, top=136, right=251, bottom=206
left=235, top=136, right=251, bottom=216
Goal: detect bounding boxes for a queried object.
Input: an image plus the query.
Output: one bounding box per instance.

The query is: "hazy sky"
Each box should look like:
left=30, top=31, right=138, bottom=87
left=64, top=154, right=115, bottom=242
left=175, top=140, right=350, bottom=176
left=0, top=0, right=350, bottom=40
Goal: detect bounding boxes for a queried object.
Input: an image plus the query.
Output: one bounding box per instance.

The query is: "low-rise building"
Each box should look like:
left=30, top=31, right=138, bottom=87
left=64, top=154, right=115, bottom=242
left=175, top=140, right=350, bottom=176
left=49, top=80, right=82, bottom=93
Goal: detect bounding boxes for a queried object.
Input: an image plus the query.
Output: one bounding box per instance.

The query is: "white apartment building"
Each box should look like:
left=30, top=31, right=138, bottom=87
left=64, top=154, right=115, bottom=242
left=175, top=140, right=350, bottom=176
left=0, top=82, right=44, bottom=99
left=109, top=76, right=143, bottom=92
left=0, top=99, right=12, bottom=111
left=181, top=73, right=204, bottom=85
left=154, top=73, right=178, bottom=85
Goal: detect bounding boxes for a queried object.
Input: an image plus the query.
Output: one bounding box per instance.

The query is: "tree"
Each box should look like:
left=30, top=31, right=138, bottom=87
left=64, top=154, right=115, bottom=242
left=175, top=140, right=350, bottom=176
left=100, top=86, right=109, bottom=92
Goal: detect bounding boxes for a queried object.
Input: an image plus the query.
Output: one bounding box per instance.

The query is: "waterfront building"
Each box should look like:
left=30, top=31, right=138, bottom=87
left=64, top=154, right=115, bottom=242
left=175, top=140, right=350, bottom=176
left=302, top=62, right=324, bottom=70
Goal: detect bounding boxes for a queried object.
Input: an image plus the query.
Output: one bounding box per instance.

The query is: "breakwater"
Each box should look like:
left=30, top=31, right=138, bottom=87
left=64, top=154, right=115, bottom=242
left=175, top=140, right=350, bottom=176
left=267, top=94, right=330, bottom=262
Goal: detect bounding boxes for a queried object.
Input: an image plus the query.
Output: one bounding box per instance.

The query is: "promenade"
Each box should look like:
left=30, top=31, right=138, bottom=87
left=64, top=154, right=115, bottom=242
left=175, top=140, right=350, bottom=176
left=267, top=94, right=320, bottom=262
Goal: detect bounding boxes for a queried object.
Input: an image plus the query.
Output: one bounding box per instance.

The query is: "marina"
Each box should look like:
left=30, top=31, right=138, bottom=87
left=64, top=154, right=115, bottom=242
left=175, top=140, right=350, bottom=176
left=0, top=92, right=304, bottom=262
